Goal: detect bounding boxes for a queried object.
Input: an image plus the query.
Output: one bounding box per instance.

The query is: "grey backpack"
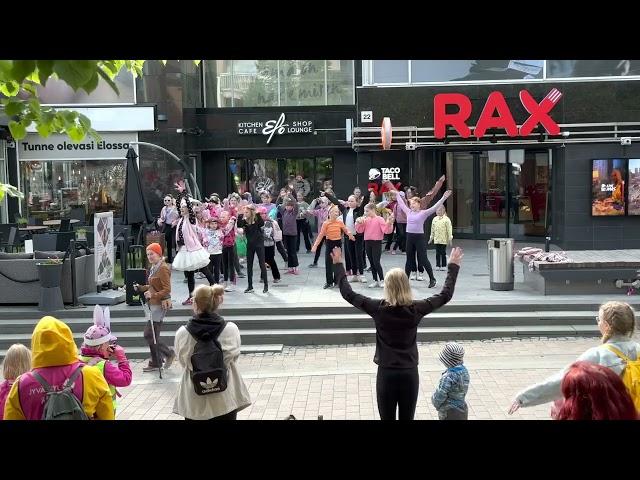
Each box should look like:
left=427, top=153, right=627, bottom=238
left=31, top=366, right=89, bottom=420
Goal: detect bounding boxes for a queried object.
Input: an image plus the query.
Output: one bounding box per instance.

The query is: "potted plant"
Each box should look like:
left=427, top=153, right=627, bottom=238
left=16, top=217, right=27, bottom=227
left=36, top=256, right=65, bottom=312
left=76, top=227, right=87, bottom=241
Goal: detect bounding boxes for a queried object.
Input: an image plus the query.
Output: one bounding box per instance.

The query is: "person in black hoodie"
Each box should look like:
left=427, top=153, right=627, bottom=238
left=236, top=203, right=268, bottom=293
left=331, top=245, right=463, bottom=420
left=325, top=191, right=366, bottom=283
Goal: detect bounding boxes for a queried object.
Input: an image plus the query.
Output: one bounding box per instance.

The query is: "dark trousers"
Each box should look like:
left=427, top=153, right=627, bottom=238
left=344, top=233, right=364, bottom=275
left=208, top=254, right=222, bottom=284
left=222, top=246, right=235, bottom=282
left=283, top=234, right=299, bottom=268
left=233, top=244, right=242, bottom=274
left=163, top=225, right=175, bottom=263
left=384, top=222, right=395, bottom=251
left=365, top=240, right=384, bottom=282
left=376, top=366, right=419, bottom=420
left=184, top=410, right=238, bottom=421
left=296, top=219, right=312, bottom=252
left=144, top=320, right=173, bottom=367
left=405, top=233, right=434, bottom=281
left=313, top=236, right=325, bottom=264
left=276, top=240, right=288, bottom=262
left=185, top=267, right=215, bottom=295
left=265, top=245, right=280, bottom=280
left=324, top=239, right=342, bottom=285
left=394, top=222, right=407, bottom=252
left=247, top=242, right=267, bottom=289
left=435, top=244, right=447, bottom=267
left=442, top=407, right=468, bottom=420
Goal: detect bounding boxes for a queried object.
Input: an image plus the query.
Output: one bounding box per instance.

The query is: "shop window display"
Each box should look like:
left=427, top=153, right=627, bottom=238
left=20, top=160, right=126, bottom=222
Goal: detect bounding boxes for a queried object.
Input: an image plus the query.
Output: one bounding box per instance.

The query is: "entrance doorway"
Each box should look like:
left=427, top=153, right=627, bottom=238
left=445, top=149, right=551, bottom=239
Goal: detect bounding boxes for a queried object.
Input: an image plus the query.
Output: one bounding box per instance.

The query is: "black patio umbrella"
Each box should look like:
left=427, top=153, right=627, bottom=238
left=122, top=147, right=154, bottom=226
left=121, top=147, right=153, bottom=271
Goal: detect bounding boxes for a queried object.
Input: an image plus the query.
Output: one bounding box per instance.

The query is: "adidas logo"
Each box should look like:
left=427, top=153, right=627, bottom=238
left=199, top=377, right=220, bottom=392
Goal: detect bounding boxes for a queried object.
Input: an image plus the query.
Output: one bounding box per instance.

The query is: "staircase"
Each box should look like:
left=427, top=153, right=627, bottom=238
left=0, top=301, right=601, bottom=360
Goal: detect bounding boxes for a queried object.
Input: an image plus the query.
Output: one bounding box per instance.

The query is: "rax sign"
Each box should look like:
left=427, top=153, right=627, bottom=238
left=434, top=88, right=562, bottom=140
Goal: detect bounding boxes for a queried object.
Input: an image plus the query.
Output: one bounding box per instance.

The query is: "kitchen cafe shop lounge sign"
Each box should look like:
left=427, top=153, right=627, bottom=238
left=18, top=133, right=135, bottom=160
left=237, top=113, right=314, bottom=144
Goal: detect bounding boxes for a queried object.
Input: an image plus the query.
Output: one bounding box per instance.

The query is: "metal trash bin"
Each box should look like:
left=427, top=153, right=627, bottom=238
left=487, top=238, right=514, bottom=291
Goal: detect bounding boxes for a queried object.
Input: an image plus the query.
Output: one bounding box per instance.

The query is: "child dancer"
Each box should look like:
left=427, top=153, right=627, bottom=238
left=259, top=206, right=281, bottom=284
left=429, top=205, right=453, bottom=271
left=237, top=203, right=268, bottom=293
left=0, top=344, right=31, bottom=420
left=157, top=194, right=178, bottom=263
left=305, top=195, right=331, bottom=268
left=278, top=195, right=300, bottom=274
left=355, top=204, right=394, bottom=288
left=311, top=205, right=355, bottom=289
left=219, top=210, right=237, bottom=292
left=325, top=192, right=366, bottom=283
left=205, top=218, right=224, bottom=284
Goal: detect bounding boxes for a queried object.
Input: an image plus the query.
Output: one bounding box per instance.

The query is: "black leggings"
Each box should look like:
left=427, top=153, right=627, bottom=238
left=163, top=225, right=175, bottom=263
left=376, top=366, right=419, bottom=420
left=435, top=244, right=447, bottom=267
left=296, top=218, right=312, bottom=251
left=208, top=254, right=222, bottom=284
left=185, top=267, right=215, bottom=296
left=324, top=239, right=343, bottom=285
left=246, top=242, right=267, bottom=289
left=313, top=236, right=325, bottom=264
left=284, top=234, right=299, bottom=268
left=265, top=245, right=280, bottom=280
left=345, top=233, right=364, bottom=275
left=394, top=222, right=406, bottom=252
left=222, top=246, right=235, bottom=282
left=405, top=233, right=434, bottom=281
left=365, top=240, right=384, bottom=282
left=276, top=240, right=288, bottom=262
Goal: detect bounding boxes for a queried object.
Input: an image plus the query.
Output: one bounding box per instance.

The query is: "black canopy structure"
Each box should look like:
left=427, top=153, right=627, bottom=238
left=122, top=147, right=153, bottom=226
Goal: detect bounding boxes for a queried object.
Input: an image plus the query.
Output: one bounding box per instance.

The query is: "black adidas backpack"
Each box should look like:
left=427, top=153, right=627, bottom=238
left=185, top=321, right=228, bottom=395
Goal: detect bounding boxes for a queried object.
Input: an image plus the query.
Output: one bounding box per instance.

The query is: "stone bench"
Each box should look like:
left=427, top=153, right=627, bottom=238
left=518, top=250, right=640, bottom=295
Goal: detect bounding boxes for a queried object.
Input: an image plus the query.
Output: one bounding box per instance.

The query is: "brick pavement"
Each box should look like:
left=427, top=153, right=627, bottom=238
left=113, top=334, right=638, bottom=420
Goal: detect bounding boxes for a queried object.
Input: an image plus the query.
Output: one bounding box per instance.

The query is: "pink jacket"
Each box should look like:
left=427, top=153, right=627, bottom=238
left=79, top=347, right=133, bottom=388
left=176, top=216, right=206, bottom=252
left=0, top=379, right=12, bottom=420
left=355, top=216, right=394, bottom=241
left=221, top=217, right=237, bottom=247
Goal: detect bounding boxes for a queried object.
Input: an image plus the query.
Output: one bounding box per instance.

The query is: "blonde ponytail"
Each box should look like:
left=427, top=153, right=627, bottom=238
left=193, top=284, right=225, bottom=315
left=599, top=301, right=635, bottom=343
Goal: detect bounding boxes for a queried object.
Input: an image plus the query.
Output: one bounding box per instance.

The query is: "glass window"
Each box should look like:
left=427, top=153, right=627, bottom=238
left=33, top=70, right=135, bottom=104
left=509, top=150, right=550, bottom=236
left=372, top=60, right=409, bottom=84
left=20, top=159, right=127, bottom=222
left=249, top=159, right=279, bottom=198
left=236, top=60, right=279, bottom=108
left=411, top=60, right=543, bottom=82
left=139, top=148, right=186, bottom=215
left=327, top=60, right=354, bottom=104
left=315, top=157, right=333, bottom=195
left=227, top=158, right=249, bottom=194
left=547, top=60, right=640, bottom=78
left=280, top=60, right=326, bottom=106
left=283, top=158, right=314, bottom=200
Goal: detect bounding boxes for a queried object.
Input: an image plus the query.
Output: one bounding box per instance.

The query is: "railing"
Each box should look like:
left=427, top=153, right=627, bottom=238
left=218, top=73, right=258, bottom=94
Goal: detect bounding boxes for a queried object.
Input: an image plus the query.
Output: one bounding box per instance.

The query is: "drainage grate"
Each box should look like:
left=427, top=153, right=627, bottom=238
left=472, top=273, right=490, bottom=277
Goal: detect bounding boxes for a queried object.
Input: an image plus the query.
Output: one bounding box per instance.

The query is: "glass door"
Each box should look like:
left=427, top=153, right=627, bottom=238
left=508, top=150, right=550, bottom=237
left=479, top=151, right=508, bottom=236
left=446, top=152, right=475, bottom=235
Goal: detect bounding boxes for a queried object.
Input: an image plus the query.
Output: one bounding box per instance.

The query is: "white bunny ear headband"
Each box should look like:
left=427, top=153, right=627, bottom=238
left=93, top=304, right=111, bottom=330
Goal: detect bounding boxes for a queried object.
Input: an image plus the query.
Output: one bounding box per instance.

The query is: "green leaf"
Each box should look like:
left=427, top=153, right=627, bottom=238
left=4, top=100, right=24, bottom=116
left=36, top=123, right=51, bottom=137
left=36, top=60, right=54, bottom=86
left=81, top=71, right=100, bottom=94
left=22, top=82, right=38, bottom=95
left=8, top=120, right=26, bottom=140
left=78, top=113, right=92, bottom=130
left=53, top=60, right=96, bottom=90
left=88, top=129, right=101, bottom=142
left=11, top=60, right=36, bottom=83
left=193, top=60, right=201, bottom=66
left=0, top=81, right=20, bottom=97
left=0, top=183, right=24, bottom=200
left=0, top=190, right=4, bottom=202
left=96, top=68, right=120, bottom=95
left=67, top=126, right=85, bottom=142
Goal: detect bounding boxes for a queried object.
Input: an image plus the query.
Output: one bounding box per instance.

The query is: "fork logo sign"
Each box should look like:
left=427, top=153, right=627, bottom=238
left=434, top=89, right=562, bottom=139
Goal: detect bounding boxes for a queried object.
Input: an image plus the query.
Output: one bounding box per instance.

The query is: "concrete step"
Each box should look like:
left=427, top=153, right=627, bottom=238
left=0, top=344, right=283, bottom=360
left=0, top=311, right=601, bottom=335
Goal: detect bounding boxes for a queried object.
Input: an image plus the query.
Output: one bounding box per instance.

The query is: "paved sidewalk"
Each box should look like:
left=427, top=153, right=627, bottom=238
left=115, top=333, right=639, bottom=420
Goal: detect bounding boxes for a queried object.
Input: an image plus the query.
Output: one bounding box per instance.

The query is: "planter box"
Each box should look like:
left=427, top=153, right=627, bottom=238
left=36, top=262, right=63, bottom=288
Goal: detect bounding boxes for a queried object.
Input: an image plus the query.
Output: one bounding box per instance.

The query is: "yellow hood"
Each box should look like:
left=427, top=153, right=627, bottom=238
left=31, top=316, right=79, bottom=368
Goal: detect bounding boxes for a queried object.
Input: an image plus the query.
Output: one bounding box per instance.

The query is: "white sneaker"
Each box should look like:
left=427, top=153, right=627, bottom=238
left=368, top=281, right=379, bottom=288
left=379, top=281, right=385, bottom=288
left=224, top=283, right=233, bottom=292
left=348, top=276, right=358, bottom=283
left=417, top=274, right=425, bottom=281
left=359, top=275, right=367, bottom=283
left=409, top=272, right=417, bottom=280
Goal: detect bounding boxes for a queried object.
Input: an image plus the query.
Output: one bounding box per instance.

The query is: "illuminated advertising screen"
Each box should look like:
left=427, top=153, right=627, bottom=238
left=628, top=159, right=640, bottom=215
left=592, top=159, right=626, bottom=216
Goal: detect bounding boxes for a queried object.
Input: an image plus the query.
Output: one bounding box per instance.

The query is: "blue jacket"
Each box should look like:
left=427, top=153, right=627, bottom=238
left=431, top=365, right=470, bottom=415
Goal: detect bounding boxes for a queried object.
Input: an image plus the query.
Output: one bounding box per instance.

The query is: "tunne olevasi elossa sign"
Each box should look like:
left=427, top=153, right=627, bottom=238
left=237, top=113, right=314, bottom=144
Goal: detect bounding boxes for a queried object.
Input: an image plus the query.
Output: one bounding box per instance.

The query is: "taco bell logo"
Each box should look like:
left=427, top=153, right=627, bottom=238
left=370, top=167, right=400, bottom=181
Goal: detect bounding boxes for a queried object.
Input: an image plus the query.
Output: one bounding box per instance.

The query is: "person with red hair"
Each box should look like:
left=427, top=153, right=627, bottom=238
left=553, top=361, right=637, bottom=420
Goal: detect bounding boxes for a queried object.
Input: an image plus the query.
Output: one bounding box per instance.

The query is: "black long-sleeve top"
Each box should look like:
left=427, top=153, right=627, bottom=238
left=334, top=262, right=460, bottom=368
left=325, top=191, right=365, bottom=224
left=237, top=214, right=265, bottom=246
